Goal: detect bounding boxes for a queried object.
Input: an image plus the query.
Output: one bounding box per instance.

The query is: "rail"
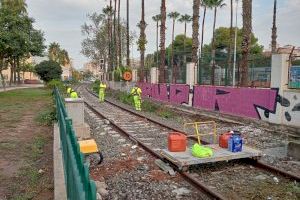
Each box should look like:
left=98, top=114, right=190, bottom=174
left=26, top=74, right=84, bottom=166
left=54, top=87, right=96, bottom=200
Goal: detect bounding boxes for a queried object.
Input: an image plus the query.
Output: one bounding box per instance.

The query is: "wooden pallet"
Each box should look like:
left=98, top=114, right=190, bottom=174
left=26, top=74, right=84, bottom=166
left=161, top=144, right=262, bottom=170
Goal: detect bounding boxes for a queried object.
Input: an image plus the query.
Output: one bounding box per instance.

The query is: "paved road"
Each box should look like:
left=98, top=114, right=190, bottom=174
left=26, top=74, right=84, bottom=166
left=0, top=84, right=44, bottom=92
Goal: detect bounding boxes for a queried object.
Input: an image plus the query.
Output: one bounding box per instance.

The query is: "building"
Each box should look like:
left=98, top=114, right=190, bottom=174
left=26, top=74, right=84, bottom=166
left=83, top=61, right=105, bottom=80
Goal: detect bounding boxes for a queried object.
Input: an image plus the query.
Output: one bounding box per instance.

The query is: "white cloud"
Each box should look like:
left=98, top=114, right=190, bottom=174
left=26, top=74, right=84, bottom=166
left=27, top=0, right=300, bottom=69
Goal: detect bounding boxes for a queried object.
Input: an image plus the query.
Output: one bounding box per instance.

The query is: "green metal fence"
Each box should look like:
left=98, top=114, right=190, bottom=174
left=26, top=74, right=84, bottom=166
left=54, top=87, right=96, bottom=200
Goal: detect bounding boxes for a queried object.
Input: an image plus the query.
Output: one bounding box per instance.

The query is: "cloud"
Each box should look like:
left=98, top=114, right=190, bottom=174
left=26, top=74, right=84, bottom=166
left=27, top=0, right=300, bottom=69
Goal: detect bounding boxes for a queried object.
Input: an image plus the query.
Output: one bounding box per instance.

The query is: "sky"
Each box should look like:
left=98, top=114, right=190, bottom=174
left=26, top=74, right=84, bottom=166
left=27, top=0, right=300, bottom=69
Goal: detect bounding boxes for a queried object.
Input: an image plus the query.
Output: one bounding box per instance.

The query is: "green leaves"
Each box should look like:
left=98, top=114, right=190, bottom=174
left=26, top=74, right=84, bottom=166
left=35, top=60, right=62, bottom=83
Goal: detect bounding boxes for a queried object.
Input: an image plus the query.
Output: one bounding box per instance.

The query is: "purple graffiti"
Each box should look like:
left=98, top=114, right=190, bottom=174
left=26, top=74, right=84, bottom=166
left=169, top=84, right=190, bottom=104
left=152, top=84, right=168, bottom=102
left=193, top=86, right=278, bottom=119
left=138, top=82, right=152, bottom=97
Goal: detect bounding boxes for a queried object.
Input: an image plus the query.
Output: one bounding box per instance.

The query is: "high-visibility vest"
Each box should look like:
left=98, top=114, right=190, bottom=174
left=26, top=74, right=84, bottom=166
left=67, top=87, right=72, bottom=94
left=70, top=91, right=78, bottom=99
left=131, top=87, right=142, bottom=96
left=99, top=83, right=107, bottom=90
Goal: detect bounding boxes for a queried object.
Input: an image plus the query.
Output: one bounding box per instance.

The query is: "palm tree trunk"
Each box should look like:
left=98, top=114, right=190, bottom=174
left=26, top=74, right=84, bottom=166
left=199, top=6, right=207, bottom=85
left=126, top=0, right=130, bottom=66
left=159, top=0, right=166, bottom=83
left=118, top=0, right=122, bottom=67
left=226, top=0, right=234, bottom=85
left=271, top=0, right=277, bottom=53
left=113, top=0, right=117, bottom=69
left=156, top=21, right=159, bottom=67
left=171, top=18, right=175, bottom=83
left=241, top=0, right=252, bottom=87
left=140, top=0, right=146, bottom=82
left=192, top=0, right=200, bottom=63
left=211, top=7, right=217, bottom=85
left=183, top=21, right=187, bottom=81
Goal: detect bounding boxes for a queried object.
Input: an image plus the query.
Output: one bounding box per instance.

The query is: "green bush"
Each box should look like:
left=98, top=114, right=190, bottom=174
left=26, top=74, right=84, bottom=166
left=46, top=79, right=64, bottom=90
left=92, top=80, right=100, bottom=93
left=142, top=100, right=159, bottom=112
left=35, top=60, right=62, bottom=82
left=35, top=106, right=56, bottom=126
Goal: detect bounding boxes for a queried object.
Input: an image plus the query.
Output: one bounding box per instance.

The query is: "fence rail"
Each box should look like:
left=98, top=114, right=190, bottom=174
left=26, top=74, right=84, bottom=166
left=54, top=87, right=96, bottom=200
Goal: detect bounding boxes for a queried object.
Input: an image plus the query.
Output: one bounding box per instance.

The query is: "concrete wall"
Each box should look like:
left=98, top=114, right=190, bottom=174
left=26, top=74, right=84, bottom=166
left=110, top=55, right=300, bottom=127
left=138, top=82, right=279, bottom=120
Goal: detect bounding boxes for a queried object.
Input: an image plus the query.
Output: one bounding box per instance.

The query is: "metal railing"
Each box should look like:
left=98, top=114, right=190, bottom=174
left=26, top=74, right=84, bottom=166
left=54, top=87, right=96, bottom=200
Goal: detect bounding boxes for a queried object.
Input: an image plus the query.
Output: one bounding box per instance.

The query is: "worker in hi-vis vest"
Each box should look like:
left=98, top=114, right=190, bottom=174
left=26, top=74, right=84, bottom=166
left=130, top=85, right=142, bottom=111
left=99, top=81, right=107, bottom=102
left=67, top=87, right=72, bottom=94
left=70, top=89, right=78, bottom=99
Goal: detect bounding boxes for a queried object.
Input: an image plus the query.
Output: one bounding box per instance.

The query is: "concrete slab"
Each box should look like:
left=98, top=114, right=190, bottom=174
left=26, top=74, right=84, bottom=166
left=53, top=123, right=67, bottom=200
left=161, top=144, right=261, bottom=169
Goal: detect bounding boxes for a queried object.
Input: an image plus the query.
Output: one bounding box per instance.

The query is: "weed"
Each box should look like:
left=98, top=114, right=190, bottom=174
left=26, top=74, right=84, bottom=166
left=35, top=106, right=56, bottom=126
left=25, top=135, right=47, bottom=161
left=158, top=109, right=173, bottom=118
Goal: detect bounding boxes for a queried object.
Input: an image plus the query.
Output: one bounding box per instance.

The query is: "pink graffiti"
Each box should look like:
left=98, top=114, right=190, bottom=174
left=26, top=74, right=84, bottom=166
left=152, top=84, right=168, bottom=102
left=193, top=86, right=277, bottom=119
left=138, top=82, right=152, bottom=97
left=169, top=84, right=190, bottom=105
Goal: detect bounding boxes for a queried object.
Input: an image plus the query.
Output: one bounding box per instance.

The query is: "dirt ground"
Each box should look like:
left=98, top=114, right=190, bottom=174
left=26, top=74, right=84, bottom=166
left=0, top=88, right=54, bottom=200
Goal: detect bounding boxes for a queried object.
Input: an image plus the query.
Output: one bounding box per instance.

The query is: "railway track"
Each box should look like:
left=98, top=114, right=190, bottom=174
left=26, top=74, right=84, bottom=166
left=77, top=85, right=300, bottom=200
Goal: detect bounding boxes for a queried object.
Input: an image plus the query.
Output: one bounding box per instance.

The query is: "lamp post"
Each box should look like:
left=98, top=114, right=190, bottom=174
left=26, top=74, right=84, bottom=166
left=232, top=0, right=238, bottom=86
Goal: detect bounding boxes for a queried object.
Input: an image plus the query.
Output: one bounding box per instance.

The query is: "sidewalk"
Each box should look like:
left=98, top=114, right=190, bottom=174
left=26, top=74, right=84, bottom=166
left=0, top=84, right=44, bottom=92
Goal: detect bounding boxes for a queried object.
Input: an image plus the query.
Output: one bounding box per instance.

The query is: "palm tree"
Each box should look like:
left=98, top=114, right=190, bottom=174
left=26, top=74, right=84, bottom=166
left=103, top=5, right=114, bottom=72
left=113, top=0, right=117, bottom=69
left=138, top=0, right=147, bottom=82
left=152, top=14, right=161, bottom=68
left=241, top=0, right=252, bottom=86
left=59, top=49, right=70, bottom=66
left=179, top=14, right=192, bottom=69
left=271, top=0, right=277, bottom=53
left=226, top=0, right=234, bottom=85
left=210, top=0, right=226, bottom=85
left=117, top=0, right=122, bottom=67
left=1, top=0, right=27, bottom=14
left=48, top=42, right=61, bottom=63
left=126, top=0, right=130, bottom=66
left=192, top=0, right=201, bottom=65
left=159, top=0, right=166, bottom=83
left=199, top=0, right=209, bottom=84
left=168, top=11, right=180, bottom=83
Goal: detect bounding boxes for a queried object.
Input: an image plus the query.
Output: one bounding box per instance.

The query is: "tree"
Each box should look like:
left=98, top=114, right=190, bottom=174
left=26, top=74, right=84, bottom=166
left=271, top=0, right=277, bottom=53
left=117, top=0, right=122, bottom=67
left=209, top=0, right=226, bottom=85
left=159, top=0, right=166, bottom=83
left=241, top=0, right=252, bottom=86
left=152, top=14, right=161, bottom=68
left=126, top=0, right=130, bottom=66
left=179, top=14, right=192, bottom=71
left=137, top=0, right=147, bottom=82
left=48, top=42, right=70, bottom=66
left=210, top=27, right=263, bottom=55
left=192, top=0, right=200, bottom=65
left=0, top=3, right=45, bottom=86
left=35, top=60, right=62, bottom=82
left=226, top=0, right=234, bottom=85
left=103, top=5, right=114, bottom=72
left=48, top=42, right=61, bottom=63
left=168, top=11, right=180, bottom=83
left=81, top=11, right=135, bottom=78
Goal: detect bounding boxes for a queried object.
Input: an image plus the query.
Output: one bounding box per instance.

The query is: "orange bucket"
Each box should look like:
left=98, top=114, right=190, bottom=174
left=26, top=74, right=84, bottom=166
left=168, top=132, right=187, bottom=152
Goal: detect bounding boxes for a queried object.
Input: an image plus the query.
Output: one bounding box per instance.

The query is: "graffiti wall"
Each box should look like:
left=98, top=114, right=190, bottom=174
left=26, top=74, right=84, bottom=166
left=138, top=83, right=280, bottom=120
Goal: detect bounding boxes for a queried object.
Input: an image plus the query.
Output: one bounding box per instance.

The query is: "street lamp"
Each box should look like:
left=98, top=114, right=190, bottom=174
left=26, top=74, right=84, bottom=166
left=232, top=0, right=239, bottom=86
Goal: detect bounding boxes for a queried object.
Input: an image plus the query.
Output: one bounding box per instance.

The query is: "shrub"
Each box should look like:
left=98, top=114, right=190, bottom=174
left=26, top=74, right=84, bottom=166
left=35, top=60, right=62, bottom=83
left=92, top=80, right=100, bottom=93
